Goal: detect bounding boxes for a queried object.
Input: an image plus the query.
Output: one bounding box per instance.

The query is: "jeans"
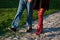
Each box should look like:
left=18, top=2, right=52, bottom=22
left=12, top=0, right=33, bottom=29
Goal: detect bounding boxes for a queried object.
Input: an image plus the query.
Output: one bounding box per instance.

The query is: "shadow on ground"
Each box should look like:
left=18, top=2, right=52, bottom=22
left=43, top=27, right=60, bottom=33
left=43, top=27, right=60, bottom=37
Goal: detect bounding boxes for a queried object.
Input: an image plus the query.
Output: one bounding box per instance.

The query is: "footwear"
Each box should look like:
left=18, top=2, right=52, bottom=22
left=35, top=29, right=43, bottom=35
left=8, top=28, right=16, bottom=32
left=27, top=27, right=32, bottom=32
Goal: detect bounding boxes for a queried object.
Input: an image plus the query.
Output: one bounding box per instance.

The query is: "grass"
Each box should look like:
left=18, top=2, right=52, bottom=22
left=0, top=0, right=60, bottom=36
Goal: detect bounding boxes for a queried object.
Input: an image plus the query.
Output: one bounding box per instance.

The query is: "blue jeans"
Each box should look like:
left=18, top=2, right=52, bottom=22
left=12, top=0, right=33, bottom=29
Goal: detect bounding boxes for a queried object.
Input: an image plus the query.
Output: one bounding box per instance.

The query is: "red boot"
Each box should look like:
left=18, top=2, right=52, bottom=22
left=35, top=25, right=43, bottom=35
left=35, top=8, right=45, bottom=35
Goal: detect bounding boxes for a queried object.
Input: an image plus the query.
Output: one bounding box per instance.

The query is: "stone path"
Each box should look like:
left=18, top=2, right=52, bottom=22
left=0, top=11, right=60, bottom=40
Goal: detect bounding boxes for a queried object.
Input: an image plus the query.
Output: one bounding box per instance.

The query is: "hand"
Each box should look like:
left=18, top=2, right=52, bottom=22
left=28, top=0, right=32, bottom=2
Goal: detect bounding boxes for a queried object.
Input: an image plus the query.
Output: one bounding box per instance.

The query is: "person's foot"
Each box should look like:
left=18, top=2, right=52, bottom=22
left=26, top=27, right=32, bottom=32
left=35, top=29, right=43, bottom=35
left=8, top=28, right=16, bottom=32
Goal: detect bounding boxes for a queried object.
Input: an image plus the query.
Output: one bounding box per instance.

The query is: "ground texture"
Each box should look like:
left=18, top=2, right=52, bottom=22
left=0, top=12, right=60, bottom=40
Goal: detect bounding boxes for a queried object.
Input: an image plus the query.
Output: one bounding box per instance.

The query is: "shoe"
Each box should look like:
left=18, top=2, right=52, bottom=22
left=8, top=28, right=16, bottom=32
left=27, top=27, right=32, bottom=32
left=35, top=29, right=43, bottom=35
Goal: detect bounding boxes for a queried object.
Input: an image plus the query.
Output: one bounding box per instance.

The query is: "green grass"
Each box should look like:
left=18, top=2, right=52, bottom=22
left=0, top=0, right=60, bottom=36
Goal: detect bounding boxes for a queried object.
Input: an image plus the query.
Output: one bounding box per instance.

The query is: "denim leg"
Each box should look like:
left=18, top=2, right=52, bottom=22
left=12, top=0, right=26, bottom=29
left=26, top=1, right=33, bottom=27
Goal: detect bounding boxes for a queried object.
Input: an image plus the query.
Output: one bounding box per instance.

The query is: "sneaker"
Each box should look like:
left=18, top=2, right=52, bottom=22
left=8, top=28, right=16, bottom=32
left=27, top=27, right=32, bottom=32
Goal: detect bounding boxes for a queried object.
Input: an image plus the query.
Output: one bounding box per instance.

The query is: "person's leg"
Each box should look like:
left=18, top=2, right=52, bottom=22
left=10, top=0, right=26, bottom=32
left=35, top=8, right=45, bottom=35
left=26, top=1, right=33, bottom=32
left=35, top=0, right=50, bottom=35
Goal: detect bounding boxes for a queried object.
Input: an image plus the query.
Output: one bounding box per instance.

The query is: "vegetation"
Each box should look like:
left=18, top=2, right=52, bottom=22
left=0, top=0, right=60, bottom=36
